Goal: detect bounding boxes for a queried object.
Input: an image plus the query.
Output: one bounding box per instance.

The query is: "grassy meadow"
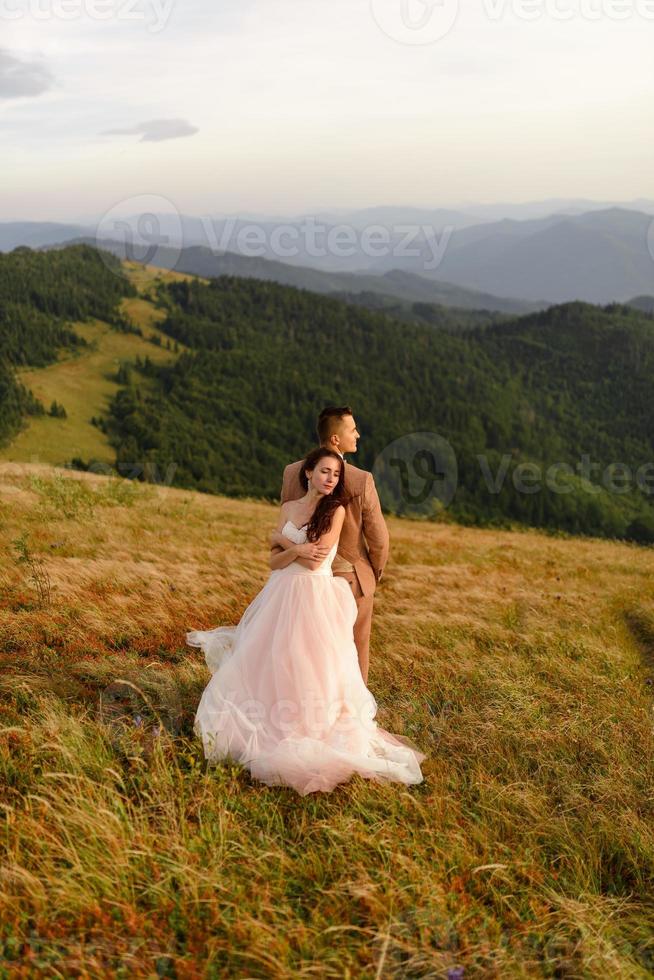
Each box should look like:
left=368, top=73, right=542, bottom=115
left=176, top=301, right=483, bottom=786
left=1, top=461, right=653, bottom=977
left=1, top=261, right=196, bottom=470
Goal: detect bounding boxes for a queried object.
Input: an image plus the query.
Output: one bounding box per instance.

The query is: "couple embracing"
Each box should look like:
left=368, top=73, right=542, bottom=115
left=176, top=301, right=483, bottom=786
left=187, top=405, right=426, bottom=796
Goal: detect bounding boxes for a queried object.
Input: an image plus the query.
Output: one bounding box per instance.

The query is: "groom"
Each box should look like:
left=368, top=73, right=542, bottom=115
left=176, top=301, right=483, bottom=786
left=275, top=405, right=389, bottom=684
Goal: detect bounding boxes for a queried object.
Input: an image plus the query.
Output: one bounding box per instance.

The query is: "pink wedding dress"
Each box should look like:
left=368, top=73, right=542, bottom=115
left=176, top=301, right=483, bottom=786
left=186, top=519, right=426, bottom=795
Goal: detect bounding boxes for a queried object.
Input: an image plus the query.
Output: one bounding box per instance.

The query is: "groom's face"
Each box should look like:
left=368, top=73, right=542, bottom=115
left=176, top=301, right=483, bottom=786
left=337, top=415, right=359, bottom=454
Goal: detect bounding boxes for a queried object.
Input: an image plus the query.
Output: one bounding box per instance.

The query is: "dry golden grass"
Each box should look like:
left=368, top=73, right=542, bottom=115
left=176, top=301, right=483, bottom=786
left=1, top=461, right=653, bottom=978
left=120, top=260, right=203, bottom=295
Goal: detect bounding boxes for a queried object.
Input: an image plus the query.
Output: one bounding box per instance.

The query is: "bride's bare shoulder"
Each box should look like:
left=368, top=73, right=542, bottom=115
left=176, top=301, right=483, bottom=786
left=276, top=501, right=294, bottom=528
left=281, top=499, right=301, bottom=519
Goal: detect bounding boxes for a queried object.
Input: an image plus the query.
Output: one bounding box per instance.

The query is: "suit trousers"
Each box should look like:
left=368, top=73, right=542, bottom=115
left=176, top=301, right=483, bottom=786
left=333, top=570, right=374, bottom=685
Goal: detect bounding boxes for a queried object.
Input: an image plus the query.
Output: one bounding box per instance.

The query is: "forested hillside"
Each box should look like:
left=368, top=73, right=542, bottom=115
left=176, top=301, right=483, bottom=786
left=1, top=246, right=653, bottom=542
left=101, top=274, right=654, bottom=542
left=0, top=245, right=135, bottom=445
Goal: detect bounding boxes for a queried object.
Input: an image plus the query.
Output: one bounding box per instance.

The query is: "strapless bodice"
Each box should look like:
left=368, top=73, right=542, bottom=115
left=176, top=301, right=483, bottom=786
left=281, top=520, right=338, bottom=576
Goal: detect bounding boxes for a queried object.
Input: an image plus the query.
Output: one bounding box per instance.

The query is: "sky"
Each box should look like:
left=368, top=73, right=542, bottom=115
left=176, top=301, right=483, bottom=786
left=1, top=0, right=653, bottom=222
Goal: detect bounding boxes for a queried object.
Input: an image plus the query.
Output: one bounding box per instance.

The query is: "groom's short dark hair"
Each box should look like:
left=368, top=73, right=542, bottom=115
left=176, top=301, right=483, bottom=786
left=317, top=405, right=353, bottom=444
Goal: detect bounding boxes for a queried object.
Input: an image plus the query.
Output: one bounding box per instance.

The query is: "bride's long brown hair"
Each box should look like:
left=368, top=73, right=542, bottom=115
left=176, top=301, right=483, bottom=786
left=300, top=448, right=349, bottom=542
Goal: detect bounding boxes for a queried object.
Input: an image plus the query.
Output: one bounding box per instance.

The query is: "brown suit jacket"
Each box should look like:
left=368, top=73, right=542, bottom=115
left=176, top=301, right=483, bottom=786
left=278, top=456, right=390, bottom=598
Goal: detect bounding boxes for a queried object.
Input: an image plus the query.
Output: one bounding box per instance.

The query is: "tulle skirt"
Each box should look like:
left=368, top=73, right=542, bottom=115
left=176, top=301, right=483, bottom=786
left=186, top=564, right=426, bottom=795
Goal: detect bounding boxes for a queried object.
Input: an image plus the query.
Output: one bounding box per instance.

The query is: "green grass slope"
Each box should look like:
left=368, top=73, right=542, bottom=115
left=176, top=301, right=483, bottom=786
left=0, top=256, right=197, bottom=468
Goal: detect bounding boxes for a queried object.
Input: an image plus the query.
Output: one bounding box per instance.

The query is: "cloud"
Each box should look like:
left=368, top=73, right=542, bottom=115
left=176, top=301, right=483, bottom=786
left=0, top=49, right=54, bottom=99
left=100, top=118, right=199, bottom=142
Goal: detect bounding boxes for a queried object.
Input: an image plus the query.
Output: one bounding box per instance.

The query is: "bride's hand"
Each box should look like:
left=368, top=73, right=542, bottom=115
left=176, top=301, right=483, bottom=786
left=296, top=541, right=330, bottom=561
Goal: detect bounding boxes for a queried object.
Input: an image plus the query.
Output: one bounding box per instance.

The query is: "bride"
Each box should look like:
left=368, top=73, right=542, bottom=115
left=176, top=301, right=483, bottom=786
left=186, top=446, right=426, bottom=795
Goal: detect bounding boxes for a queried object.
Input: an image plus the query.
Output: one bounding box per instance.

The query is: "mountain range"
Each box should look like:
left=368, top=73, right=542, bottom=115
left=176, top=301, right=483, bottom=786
left=1, top=199, right=653, bottom=306
left=51, top=238, right=541, bottom=317
left=365, top=207, right=654, bottom=304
